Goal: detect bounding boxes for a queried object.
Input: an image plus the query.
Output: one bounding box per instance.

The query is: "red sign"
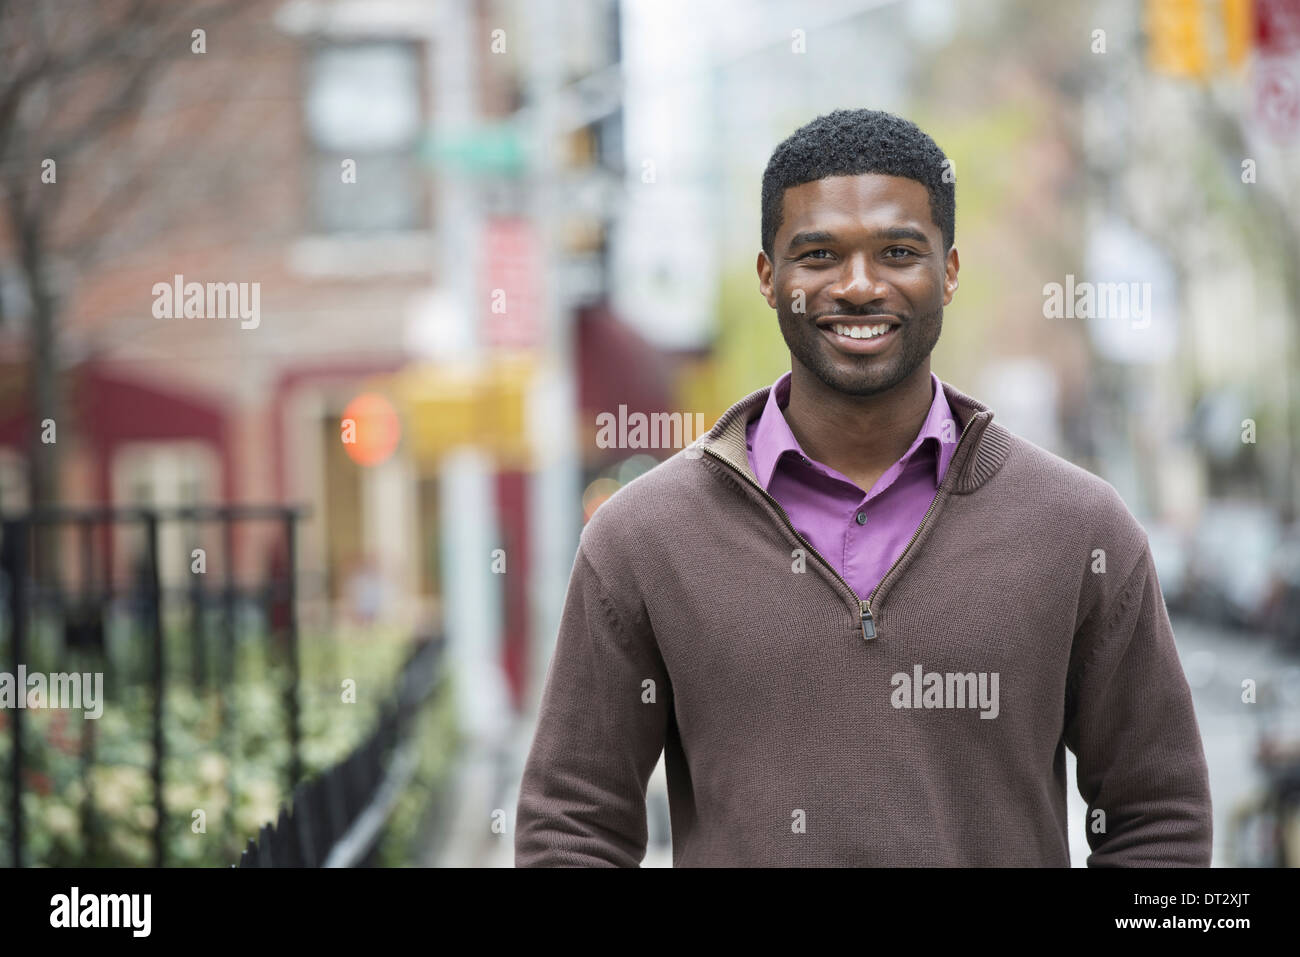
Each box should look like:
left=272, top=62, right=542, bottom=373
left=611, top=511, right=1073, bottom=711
left=1257, top=0, right=1300, bottom=55
left=481, top=217, right=542, bottom=352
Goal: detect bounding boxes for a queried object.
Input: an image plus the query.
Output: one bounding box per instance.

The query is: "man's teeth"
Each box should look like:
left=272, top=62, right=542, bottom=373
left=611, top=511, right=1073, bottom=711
left=832, top=323, right=892, bottom=339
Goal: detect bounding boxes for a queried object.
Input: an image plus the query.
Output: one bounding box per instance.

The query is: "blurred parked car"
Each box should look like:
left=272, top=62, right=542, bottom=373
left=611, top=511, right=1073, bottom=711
left=1260, top=527, right=1300, bottom=653
left=1145, top=521, right=1190, bottom=614
left=1185, top=502, right=1281, bottom=631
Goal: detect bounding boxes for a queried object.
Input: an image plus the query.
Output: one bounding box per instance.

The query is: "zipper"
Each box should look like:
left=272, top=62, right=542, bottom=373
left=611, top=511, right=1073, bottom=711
left=701, top=410, right=980, bottom=642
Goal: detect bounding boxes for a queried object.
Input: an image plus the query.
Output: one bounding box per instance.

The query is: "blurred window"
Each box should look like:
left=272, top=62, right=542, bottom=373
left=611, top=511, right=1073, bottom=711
left=304, top=42, right=425, bottom=233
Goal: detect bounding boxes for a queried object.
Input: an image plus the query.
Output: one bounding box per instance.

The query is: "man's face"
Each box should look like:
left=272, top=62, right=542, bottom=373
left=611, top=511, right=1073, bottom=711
left=757, top=173, right=959, bottom=396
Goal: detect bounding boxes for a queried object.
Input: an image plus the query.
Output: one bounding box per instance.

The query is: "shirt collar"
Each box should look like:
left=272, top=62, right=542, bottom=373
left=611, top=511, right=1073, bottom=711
left=747, top=370, right=958, bottom=491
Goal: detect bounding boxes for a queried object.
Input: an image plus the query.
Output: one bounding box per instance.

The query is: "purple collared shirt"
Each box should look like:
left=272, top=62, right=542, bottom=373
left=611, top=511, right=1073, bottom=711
left=745, top=371, right=958, bottom=600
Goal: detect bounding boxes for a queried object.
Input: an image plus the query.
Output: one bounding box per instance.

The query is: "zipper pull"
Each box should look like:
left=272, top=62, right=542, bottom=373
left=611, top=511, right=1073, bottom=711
left=860, top=601, right=876, bottom=641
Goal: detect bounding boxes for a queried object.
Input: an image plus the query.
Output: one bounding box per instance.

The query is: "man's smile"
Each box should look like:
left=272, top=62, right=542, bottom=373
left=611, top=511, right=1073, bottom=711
left=816, top=316, right=901, bottom=354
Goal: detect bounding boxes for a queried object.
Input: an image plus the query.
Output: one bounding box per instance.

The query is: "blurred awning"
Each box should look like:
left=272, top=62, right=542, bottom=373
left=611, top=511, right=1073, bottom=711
left=576, top=302, right=674, bottom=457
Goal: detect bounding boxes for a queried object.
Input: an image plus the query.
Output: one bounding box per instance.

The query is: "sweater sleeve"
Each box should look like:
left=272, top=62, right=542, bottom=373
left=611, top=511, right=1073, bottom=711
left=514, top=541, right=671, bottom=867
left=1063, top=542, right=1214, bottom=866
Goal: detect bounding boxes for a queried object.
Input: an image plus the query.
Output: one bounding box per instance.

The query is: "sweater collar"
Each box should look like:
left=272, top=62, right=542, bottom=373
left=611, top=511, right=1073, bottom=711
left=696, top=375, right=1011, bottom=495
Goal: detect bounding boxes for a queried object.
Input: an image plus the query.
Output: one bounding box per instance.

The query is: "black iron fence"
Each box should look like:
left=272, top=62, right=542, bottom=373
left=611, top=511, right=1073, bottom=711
left=1, top=504, right=306, bottom=868
left=236, top=634, right=445, bottom=867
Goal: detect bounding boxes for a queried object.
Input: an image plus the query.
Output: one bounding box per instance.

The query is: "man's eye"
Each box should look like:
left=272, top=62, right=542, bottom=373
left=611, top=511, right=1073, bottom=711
left=884, top=247, right=916, bottom=259
left=800, top=249, right=833, bottom=260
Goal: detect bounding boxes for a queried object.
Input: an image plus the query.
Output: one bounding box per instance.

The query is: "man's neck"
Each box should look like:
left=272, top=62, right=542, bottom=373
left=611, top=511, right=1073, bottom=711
left=781, top=360, right=935, bottom=493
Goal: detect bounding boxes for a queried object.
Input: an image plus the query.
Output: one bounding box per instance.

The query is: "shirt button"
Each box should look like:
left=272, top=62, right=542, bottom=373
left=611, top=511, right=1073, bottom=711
left=855, top=511, right=867, bottom=525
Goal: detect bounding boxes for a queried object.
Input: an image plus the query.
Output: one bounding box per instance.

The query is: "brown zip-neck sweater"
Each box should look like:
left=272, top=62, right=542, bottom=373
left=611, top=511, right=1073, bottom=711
left=515, top=379, right=1213, bottom=866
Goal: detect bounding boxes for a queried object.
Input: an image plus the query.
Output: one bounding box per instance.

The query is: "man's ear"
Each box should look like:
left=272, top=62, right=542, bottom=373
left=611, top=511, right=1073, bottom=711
left=942, top=246, right=960, bottom=305
left=757, top=250, right=777, bottom=308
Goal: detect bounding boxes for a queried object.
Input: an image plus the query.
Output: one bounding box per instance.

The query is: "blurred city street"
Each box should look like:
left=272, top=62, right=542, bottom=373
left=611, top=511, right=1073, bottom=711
left=1169, top=617, right=1300, bottom=867
left=2, top=0, right=1299, bottom=870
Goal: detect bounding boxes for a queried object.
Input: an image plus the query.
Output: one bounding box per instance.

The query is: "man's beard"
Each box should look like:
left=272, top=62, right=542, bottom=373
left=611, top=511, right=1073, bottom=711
left=776, top=297, right=944, bottom=397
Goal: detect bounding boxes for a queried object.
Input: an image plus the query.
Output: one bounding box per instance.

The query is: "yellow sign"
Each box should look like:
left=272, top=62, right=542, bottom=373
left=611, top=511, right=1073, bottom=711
left=1146, top=0, right=1256, bottom=77
left=381, top=357, right=535, bottom=468
left=1147, top=0, right=1210, bottom=78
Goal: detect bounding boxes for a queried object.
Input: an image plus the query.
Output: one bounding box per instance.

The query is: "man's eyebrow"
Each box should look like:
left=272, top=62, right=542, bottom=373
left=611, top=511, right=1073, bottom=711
left=787, top=230, right=837, bottom=248
left=786, top=226, right=933, bottom=249
left=876, top=226, right=932, bottom=244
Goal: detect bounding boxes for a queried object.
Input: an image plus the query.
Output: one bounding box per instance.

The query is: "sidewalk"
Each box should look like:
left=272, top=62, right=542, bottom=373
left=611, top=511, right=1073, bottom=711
left=423, top=713, right=674, bottom=867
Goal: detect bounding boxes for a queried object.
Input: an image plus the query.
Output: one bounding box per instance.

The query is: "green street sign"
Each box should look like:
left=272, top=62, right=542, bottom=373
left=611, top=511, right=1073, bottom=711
left=420, top=123, right=526, bottom=176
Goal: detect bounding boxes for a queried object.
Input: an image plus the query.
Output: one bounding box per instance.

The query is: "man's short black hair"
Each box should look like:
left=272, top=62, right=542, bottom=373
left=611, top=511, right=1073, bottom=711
left=760, top=109, right=955, bottom=259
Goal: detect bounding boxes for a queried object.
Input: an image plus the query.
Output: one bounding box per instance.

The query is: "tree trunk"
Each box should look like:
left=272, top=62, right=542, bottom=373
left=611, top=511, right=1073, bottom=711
left=15, top=201, right=61, bottom=579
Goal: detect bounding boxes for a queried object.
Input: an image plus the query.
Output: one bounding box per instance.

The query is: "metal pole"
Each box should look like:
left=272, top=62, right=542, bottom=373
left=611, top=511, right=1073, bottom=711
left=522, top=0, right=583, bottom=718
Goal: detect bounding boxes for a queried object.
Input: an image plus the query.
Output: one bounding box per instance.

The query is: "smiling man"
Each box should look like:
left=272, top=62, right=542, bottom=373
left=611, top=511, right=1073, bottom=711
left=515, top=109, right=1213, bottom=867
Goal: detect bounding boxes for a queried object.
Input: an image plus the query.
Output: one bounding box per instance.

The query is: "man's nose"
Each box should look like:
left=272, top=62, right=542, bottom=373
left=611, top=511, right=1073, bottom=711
left=829, top=253, right=885, bottom=303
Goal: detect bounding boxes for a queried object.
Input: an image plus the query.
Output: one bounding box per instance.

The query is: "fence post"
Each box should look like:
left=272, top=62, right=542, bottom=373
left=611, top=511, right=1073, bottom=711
left=220, top=514, right=237, bottom=857
left=284, top=511, right=301, bottom=789
left=188, top=510, right=207, bottom=690
left=76, top=515, right=99, bottom=861
left=3, top=518, right=28, bottom=869
left=143, top=510, right=166, bottom=868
